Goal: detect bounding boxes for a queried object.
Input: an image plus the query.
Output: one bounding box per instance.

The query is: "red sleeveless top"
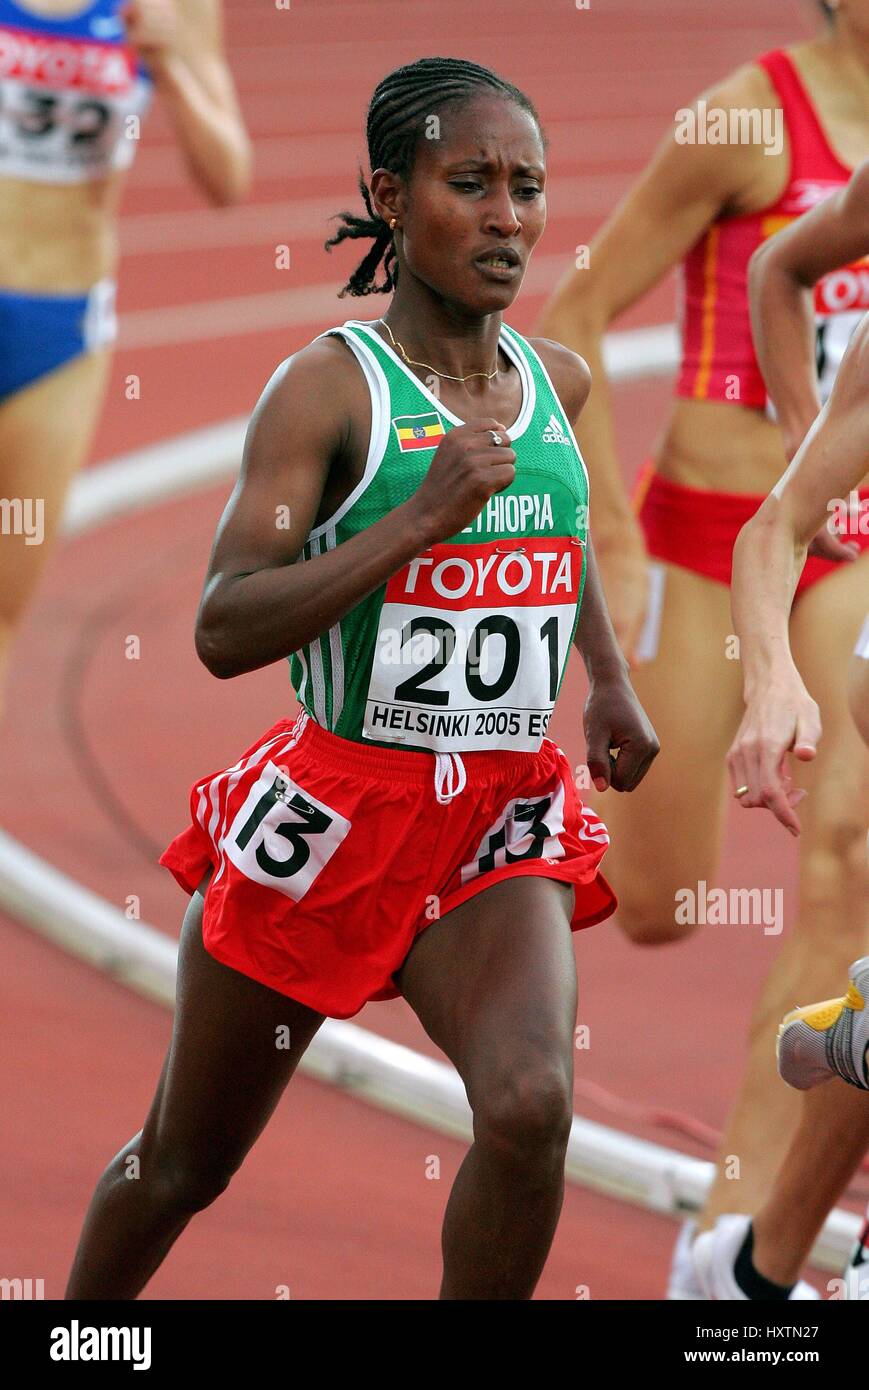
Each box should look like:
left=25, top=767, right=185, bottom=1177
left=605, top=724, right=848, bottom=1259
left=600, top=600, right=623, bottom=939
left=676, top=49, right=869, bottom=411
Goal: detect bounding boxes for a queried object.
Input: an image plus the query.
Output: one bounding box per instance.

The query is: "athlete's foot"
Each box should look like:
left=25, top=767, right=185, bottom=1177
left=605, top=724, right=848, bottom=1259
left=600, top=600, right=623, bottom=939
left=690, top=1215, right=820, bottom=1301
left=777, top=957, right=869, bottom=1091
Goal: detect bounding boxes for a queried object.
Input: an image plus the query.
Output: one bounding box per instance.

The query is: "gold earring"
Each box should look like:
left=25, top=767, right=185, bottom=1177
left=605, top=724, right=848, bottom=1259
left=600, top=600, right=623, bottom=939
left=389, top=217, right=397, bottom=231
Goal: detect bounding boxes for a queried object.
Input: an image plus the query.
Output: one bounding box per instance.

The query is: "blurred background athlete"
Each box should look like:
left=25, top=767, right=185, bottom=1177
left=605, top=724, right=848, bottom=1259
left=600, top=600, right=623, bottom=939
left=0, top=0, right=251, bottom=720
left=691, top=158, right=869, bottom=1301
left=538, top=0, right=869, bottom=1295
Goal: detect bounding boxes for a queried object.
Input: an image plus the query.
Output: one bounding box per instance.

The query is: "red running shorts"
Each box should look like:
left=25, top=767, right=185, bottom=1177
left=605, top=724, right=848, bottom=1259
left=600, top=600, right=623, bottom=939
left=160, top=710, right=617, bottom=1018
left=634, top=464, right=869, bottom=599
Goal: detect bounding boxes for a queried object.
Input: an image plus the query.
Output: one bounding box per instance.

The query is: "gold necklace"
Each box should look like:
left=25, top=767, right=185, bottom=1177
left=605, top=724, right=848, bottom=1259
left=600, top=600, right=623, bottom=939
left=380, top=319, right=499, bottom=382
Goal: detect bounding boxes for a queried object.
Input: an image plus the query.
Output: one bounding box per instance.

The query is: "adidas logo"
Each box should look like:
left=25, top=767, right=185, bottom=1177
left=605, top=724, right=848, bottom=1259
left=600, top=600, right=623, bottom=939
left=541, top=413, right=570, bottom=445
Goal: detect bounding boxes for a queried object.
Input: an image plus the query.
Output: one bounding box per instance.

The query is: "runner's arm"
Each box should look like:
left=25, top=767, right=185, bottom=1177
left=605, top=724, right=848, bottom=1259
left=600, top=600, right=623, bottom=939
left=727, top=317, right=869, bottom=830
left=126, top=0, right=252, bottom=205
left=536, top=339, right=659, bottom=790
left=535, top=65, right=770, bottom=657
left=195, top=341, right=434, bottom=678
left=732, top=314, right=869, bottom=695
left=748, top=158, right=869, bottom=458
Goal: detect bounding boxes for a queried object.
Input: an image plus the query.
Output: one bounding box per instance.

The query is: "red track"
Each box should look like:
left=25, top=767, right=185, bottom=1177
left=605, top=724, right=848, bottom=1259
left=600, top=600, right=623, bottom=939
left=2, top=0, right=863, bottom=1299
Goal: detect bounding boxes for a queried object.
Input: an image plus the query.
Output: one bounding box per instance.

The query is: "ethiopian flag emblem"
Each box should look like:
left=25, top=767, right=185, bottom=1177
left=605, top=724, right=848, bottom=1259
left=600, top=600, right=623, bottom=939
left=392, top=412, right=446, bottom=452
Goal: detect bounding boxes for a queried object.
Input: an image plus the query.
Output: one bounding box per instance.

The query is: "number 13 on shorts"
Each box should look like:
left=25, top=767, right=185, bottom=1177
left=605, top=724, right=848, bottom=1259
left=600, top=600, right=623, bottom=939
left=363, top=538, right=582, bottom=754
left=224, top=761, right=351, bottom=900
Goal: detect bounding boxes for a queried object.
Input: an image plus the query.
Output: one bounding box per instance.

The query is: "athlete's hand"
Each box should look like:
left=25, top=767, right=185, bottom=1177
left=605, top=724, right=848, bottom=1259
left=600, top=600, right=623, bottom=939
left=583, top=672, right=660, bottom=793
left=121, top=0, right=180, bottom=69
left=408, top=420, right=517, bottom=544
left=726, top=676, right=820, bottom=836
left=593, top=531, right=650, bottom=667
left=806, top=519, right=860, bottom=565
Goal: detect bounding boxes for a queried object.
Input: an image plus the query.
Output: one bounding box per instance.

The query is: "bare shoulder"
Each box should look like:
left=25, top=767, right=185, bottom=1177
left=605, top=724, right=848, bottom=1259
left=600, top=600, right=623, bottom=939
left=245, top=333, right=370, bottom=461
left=265, top=333, right=368, bottom=405
left=679, top=58, right=791, bottom=214
left=526, top=337, right=592, bottom=422
left=701, top=58, right=782, bottom=112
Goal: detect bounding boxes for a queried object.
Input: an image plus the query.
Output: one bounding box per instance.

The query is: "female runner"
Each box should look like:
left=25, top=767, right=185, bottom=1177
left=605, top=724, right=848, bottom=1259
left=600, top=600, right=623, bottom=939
left=537, top=0, right=869, bottom=1290
left=64, top=57, right=659, bottom=1300
left=0, top=0, right=250, bottom=716
left=693, top=162, right=869, bottom=1301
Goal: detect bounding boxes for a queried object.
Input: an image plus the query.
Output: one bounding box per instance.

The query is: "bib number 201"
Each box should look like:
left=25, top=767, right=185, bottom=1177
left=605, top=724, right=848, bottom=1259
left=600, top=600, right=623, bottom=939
left=393, top=613, right=559, bottom=707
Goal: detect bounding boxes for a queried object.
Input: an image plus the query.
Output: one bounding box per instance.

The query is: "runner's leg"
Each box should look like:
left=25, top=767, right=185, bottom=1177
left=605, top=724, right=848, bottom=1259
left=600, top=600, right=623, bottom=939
left=0, top=351, right=111, bottom=718
left=699, top=559, right=869, bottom=1231
left=397, top=875, right=577, bottom=1300
left=751, top=1101, right=869, bottom=1287
left=65, top=871, right=325, bottom=1299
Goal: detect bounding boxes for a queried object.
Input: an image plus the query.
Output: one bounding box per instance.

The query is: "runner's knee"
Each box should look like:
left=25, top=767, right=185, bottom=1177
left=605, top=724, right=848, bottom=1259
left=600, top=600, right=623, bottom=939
left=616, top=883, right=698, bottom=946
left=148, top=1147, right=236, bottom=1216
left=798, top=811, right=868, bottom=927
left=473, top=1056, right=573, bottom=1164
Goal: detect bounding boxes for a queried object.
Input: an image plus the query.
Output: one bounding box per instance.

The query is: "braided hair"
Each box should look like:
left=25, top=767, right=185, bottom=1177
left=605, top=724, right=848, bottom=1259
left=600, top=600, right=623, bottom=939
left=325, top=57, right=543, bottom=297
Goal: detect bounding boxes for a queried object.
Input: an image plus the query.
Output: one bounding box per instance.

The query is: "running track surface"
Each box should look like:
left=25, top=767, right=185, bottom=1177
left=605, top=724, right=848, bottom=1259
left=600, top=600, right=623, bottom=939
left=2, top=0, right=865, bottom=1299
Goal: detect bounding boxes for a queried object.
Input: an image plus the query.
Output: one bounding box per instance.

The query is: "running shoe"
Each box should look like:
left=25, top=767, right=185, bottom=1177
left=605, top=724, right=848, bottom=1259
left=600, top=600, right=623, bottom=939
left=777, top=957, right=869, bottom=1091
left=691, top=1214, right=820, bottom=1300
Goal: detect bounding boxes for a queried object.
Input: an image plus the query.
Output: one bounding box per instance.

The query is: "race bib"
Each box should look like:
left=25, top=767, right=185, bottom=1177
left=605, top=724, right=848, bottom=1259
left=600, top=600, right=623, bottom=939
left=813, top=260, right=869, bottom=402
left=363, top=537, right=583, bottom=753
left=224, top=760, right=351, bottom=902
left=763, top=252, right=869, bottom=421
left=0, top=29, right=148, bottom=181
left=764, top=308, right=865, bottom=425
left=814, top=309, right=864, bottom=405
left=459, top=782, right=568, bottom=886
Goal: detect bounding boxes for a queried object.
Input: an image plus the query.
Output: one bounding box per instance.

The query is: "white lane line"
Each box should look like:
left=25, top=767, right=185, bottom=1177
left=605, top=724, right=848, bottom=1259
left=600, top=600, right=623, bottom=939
left=118, top=174, right=634, bottom=256
left=117, top=269, right=680, bottom=380
left=129, top=118, right=661, bottom=190
left=119, top=283, right=345, bottom=349
left=62, top=417, right=247, bottom=535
